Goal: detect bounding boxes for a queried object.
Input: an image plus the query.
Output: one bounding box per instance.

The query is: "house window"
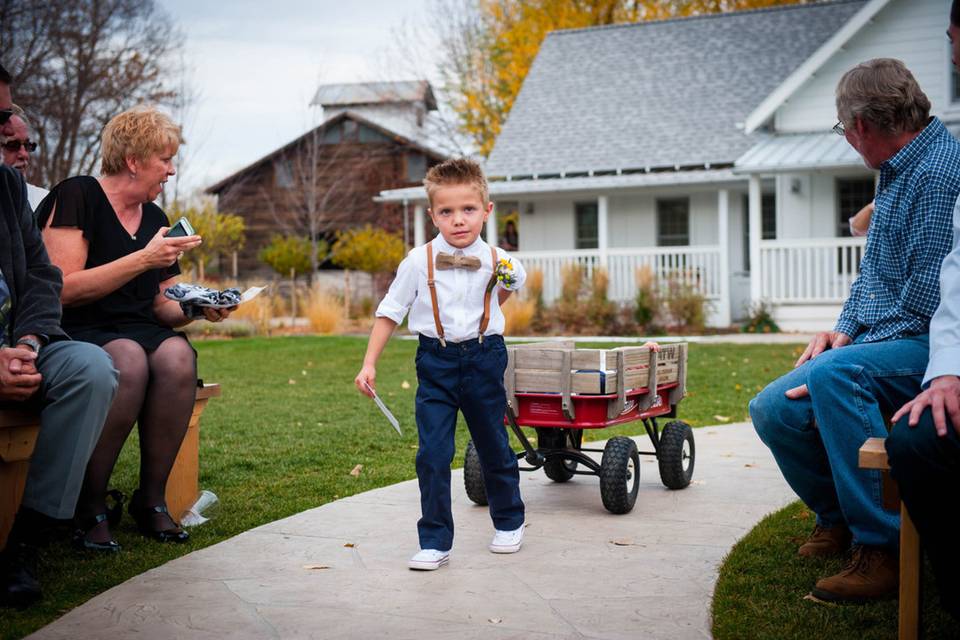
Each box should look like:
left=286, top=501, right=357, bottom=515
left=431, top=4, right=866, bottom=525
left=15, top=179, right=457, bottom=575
left=359, top=124, right=390, bottom=144
left=656, top=198, right=690, bottom=247
left=574, top=202, right=598, bottom=249
left=741, top=193, right=776, bottom=271
left=342, top=119, right=359, bottom=142
left=273, top=158, right=293, bottom=189
left=322, top=123, right=341, bottom=144
left=837, top=178, right=875, bottom=237
left=406, top=154, right=427, bottom=182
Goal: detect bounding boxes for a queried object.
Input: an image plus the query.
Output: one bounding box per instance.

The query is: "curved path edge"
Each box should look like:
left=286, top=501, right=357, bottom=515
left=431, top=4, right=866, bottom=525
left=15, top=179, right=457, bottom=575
left=28, top=423, right=795, bottom=640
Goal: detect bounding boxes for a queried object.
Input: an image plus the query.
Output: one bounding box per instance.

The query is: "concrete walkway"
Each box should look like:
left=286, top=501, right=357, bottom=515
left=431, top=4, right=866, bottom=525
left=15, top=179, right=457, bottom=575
left=30, top=423, right=796, bottom=640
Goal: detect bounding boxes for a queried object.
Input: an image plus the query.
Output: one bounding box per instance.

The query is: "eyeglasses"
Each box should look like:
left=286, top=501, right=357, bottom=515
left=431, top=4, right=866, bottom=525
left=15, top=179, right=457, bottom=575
left=0, top=109, right=12, bottom=125
left=1, top=139, right=37, bottom=153
left=832, top=120, right=845, bottom=136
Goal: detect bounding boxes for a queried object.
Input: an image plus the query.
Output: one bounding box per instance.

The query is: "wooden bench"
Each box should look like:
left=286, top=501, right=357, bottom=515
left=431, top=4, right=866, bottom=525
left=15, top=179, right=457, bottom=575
left=859, top=436, right=920, bottom=640
left=0, top=383, right=220, bottom=548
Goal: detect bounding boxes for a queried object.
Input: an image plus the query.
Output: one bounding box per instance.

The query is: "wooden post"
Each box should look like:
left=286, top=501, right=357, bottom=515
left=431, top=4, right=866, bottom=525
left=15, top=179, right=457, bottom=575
left=232, top=251, right=238, bottom=279
left=0, top=411, right=40, bottom=548
left=290, top=268, right=297, bottom=318
left=165, top=384, right=221, bottom=521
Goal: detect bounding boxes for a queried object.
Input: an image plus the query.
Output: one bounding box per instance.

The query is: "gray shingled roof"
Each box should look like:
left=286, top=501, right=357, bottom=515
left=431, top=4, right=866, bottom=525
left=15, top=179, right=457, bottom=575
left=310, top=81, right=437, bottom=110
left=485, top=0, right=866, bottom=178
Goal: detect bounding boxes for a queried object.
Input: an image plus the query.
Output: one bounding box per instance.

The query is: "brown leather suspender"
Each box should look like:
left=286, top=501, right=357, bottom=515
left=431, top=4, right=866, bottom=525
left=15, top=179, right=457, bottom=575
left=425, top=242, right=446, bottom=347
left=425, top=242, right=498, bottom=346
left=477, top=246, right=499, bottom=344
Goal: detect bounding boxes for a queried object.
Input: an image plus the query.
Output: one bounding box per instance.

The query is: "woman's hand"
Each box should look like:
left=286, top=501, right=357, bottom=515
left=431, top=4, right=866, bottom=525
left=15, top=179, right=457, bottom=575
left=201, top=306, right=237, bottom=323
left=140, top=228, right=202, bottom=270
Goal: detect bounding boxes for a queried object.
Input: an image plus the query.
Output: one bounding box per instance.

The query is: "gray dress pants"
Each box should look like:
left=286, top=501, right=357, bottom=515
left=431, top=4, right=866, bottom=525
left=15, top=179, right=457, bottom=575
left=17, top=341, right=117, bottom=519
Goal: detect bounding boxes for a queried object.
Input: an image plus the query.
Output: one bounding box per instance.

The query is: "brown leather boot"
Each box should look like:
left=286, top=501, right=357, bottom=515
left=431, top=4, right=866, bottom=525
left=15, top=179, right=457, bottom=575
left=811, top=545, right=898, bottom=603
left=798, top=524, right=852, bottom=557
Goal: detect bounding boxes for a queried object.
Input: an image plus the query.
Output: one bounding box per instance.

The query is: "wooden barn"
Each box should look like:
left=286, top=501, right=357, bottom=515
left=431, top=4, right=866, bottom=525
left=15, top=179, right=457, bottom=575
left=205, top=80, right=452, bottom=276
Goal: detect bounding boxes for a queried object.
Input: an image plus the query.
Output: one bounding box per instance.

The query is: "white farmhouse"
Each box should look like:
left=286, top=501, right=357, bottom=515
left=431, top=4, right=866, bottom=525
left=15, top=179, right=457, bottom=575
left=379, top=0, right=958, bottom=331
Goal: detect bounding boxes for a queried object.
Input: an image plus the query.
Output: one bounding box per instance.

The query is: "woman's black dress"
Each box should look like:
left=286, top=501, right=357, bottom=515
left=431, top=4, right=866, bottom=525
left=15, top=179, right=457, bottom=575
left=36, top=176, right=184, bottom=351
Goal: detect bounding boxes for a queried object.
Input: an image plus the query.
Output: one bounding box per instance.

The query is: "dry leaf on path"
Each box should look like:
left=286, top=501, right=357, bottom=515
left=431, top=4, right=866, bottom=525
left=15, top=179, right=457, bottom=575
left=744, top=463, right=756, bottom=468
left=343, top=543, right=355, bottom=548
left=609, top=538, right=642, bottom=546
left=713, top=415, right=731, bottom=423
left=303, top=564, right=330, bottom=570
left=487, top=618, right=502, bottom=624
left=349, top=464, right=363, bottom=477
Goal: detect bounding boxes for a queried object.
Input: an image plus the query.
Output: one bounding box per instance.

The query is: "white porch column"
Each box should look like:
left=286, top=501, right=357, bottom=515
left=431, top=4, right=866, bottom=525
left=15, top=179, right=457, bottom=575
left=413, top=203, right=426, bottom=247
left=486, top=203, right=498, bottom=246
left=748, top=175, right=763, bottom=305
left=717, top=189, right=732, bottom=327
left=598, top=195, right=609, bottom=267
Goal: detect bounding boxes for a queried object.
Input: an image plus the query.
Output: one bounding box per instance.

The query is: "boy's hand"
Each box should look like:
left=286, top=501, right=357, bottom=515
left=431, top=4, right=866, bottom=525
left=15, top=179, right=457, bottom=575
left=355, top=365, right=377, bottom=397
left=643, top=341, right=660, bottom=352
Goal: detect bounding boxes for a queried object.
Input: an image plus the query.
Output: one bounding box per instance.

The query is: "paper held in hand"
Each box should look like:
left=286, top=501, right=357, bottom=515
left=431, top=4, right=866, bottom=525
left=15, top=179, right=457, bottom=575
left=363, top=382, right=402, bottom=436
left=239, top=286, right=267, bottom=305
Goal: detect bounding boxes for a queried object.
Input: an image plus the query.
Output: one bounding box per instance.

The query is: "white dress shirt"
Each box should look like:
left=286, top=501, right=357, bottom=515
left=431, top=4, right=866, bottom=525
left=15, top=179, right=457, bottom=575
left=924, top=197, right=960, bottom=385
left=376, top=235, right=526, bottom=343
left=27, top=183, right=49, bottom=212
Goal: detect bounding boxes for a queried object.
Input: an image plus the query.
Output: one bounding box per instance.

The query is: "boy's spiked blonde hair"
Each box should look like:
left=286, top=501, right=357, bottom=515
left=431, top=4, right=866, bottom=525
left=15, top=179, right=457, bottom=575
left=423, top=157, right=489, bottom=206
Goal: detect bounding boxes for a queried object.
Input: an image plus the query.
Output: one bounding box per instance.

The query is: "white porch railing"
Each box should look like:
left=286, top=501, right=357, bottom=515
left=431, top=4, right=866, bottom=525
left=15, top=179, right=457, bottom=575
left=758, top=237, right=866, bottom=303
left=513, top=246, right=723, bottom=303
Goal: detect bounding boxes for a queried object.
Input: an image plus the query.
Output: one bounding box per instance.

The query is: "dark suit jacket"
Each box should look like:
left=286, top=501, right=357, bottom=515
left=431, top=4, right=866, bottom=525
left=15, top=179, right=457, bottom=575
left=0, top=165, right=66, bottom=343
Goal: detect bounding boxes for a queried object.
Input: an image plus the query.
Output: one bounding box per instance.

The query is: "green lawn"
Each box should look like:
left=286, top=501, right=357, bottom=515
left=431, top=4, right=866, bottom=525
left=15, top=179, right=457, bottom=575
left=712, top=501, right=956, bottom=640
left=1, top=336, right=801, bottom=639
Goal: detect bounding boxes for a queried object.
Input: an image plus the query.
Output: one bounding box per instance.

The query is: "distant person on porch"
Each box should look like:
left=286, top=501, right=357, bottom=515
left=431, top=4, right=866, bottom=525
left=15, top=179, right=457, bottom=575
left=499, top=219, right=518, bottom=251
left=750, top=58, right=960, bottom=603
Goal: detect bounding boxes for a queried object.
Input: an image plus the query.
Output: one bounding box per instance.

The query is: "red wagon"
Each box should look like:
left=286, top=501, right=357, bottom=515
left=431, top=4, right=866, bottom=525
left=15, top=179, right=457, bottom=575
left=464, top=343, right=694, bottom=514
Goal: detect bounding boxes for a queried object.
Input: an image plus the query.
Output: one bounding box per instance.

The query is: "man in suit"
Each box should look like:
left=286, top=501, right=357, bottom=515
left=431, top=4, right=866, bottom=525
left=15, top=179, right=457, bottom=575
left=0, top=61, right=117, bottom=608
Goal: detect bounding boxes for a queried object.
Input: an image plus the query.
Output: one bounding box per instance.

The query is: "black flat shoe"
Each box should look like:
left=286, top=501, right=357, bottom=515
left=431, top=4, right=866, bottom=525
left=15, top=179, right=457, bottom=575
left=72, top=513, right=121, bottom=553
left=128, top=490, right=189, bottom=544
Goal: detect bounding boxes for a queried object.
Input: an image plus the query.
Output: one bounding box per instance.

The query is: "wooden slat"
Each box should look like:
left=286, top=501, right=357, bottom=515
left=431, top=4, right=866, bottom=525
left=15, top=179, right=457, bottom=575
left=858, top=437, right=889, bottom=470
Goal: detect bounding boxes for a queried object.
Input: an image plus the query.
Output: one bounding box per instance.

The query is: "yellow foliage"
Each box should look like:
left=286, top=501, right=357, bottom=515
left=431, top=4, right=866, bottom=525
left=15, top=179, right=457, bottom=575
left=230, top=293, right=273, bottom=336
left=331, top=225, right=405, bottom=274
left=305, top=289, right=345, bottom=335
left=502, top=296, right=535, bottom=335
left=526, top=268, right=544, bottom=300
left=168, top=198, right=245, bottom=279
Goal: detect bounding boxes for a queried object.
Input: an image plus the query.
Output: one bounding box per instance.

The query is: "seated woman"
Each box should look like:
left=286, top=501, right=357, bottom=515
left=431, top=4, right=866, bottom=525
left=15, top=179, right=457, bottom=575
left=37, top=106, right=232, bottom=551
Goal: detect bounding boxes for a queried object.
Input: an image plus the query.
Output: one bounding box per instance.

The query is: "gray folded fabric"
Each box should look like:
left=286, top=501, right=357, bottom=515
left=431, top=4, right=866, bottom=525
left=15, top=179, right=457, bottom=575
left=164, top=283, right=242, bottom=311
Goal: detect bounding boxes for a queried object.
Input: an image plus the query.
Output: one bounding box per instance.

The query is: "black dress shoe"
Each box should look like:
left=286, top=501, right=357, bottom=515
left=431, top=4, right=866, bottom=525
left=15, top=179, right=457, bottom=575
left=0, top=542, right=42, bottom=609
left=72, top=513, right=121, bottom=553
left=128, top=490, right=189, bottom=544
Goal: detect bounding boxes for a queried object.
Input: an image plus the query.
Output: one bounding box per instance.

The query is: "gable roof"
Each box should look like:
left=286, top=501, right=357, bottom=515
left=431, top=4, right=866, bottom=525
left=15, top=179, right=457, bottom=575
left=484, top=0, right=867, bottom=179
left=743, top=0, right=889, bottom=134
left=310, top=80, right=438, bottom=110
left=205, top=110, right=448, bottom=195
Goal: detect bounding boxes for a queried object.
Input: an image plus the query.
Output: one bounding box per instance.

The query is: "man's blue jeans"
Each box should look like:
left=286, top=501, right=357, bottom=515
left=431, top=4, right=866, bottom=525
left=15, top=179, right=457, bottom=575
left=749, top=335, right=928, bottom=550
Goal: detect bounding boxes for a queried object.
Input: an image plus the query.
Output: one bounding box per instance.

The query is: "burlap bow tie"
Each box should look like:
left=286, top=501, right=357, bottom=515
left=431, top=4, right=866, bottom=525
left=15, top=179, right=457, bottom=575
left=435, top=251, right=481, bottom=271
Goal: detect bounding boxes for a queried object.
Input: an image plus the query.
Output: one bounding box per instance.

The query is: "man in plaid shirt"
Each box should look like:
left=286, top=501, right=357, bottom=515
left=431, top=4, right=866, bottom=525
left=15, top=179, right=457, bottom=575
left=751, top=59, right=960, bottom=603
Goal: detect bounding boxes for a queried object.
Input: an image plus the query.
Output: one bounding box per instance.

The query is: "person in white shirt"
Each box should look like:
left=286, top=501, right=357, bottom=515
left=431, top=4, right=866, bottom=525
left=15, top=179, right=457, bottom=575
left=884, top=0, right=960, bottom=622
left=355, top=158, right=526, bottom=571
left=0, top=108, right=49, bottom=210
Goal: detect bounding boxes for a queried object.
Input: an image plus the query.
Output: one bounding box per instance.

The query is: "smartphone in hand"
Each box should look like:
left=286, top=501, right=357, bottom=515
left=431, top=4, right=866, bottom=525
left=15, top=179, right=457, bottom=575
left=166, top=217, right=196, bottom=238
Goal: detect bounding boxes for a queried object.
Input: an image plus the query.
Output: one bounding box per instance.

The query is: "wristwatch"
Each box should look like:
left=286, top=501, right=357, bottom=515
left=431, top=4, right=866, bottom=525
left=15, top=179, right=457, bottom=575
left=16, top=337, right=42, bottom=355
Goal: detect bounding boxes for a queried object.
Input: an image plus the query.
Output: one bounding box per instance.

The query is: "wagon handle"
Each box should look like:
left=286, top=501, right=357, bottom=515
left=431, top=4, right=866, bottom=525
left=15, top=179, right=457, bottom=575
left=505, top=404, right=545, bottom=466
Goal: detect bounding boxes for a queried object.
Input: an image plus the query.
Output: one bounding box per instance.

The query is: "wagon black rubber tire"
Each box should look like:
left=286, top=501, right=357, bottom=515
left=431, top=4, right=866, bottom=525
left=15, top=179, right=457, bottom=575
left=599, top=436, right=640, bottom=514
left=464, top=440, right=488, bottom=505
left=539, top=428, right=582, bottom=483
left=658, top=420, right=695, bottom=490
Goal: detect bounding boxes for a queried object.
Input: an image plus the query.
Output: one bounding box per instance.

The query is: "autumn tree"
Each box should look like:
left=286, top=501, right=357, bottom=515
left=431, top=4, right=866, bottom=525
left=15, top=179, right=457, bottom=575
left=0, top=0, right=185, bottom=186
left=436, top=0, right=808, bottom=155
left=169, top=199, right=246, bottom=280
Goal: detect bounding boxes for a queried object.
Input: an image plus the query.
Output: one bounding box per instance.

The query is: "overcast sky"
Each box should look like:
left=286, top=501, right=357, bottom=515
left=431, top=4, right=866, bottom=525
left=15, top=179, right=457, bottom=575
left=160, top=0, right=439, bottom=196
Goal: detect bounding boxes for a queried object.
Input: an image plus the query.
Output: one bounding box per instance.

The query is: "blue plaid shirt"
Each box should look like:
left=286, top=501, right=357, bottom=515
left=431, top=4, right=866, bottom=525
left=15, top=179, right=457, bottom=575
left=835, top=117, right=960, bottom=342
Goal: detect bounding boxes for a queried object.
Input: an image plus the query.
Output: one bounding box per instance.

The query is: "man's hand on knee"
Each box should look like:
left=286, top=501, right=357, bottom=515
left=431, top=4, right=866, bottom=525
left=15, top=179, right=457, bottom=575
left=0, top=346, right=42, bottom=401
left=785, top=384, right=809, bottom=400
left=891, top=375, right=960, bottom=437
left=795, top=331, right=852, bottom=368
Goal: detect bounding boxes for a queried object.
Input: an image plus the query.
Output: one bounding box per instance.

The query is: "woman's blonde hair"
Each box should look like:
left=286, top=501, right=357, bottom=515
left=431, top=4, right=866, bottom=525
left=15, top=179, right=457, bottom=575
left=100, top=105, right=183, bottom=175
left=836, top=58, right=930, bottom=135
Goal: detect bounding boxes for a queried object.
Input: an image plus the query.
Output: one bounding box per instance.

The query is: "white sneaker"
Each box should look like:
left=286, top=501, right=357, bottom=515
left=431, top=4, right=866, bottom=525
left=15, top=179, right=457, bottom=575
left=489, top=525, right=524, bottom=554
left=408, top=549, right=450, bottom=570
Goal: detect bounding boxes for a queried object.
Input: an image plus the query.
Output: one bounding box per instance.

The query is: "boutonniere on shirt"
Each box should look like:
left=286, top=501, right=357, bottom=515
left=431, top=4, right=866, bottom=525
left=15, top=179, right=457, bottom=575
left=489, top=257, right=518, bottom=292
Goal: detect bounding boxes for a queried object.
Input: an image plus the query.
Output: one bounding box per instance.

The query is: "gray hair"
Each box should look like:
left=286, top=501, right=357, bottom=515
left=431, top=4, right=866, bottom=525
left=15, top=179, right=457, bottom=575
left=836, top=58, right=930, bottom=135
left=10, top=103, right=31, bottom=130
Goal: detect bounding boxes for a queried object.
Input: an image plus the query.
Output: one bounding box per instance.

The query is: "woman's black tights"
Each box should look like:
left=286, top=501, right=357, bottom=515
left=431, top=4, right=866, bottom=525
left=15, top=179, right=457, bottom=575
left=76, top=337, right=196, bottom=541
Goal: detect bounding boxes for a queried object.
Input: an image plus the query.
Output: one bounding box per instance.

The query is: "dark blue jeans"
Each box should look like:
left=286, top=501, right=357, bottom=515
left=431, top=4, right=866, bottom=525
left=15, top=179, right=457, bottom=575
left=414, top=334, right=524, bottom=551
left=750, top=335, right=928, bottom=549
left=887, top=410, right=960, bottom=620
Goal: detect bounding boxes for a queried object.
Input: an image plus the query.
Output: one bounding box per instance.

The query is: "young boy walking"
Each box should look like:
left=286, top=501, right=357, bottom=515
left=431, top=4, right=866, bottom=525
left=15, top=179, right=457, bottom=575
left=354, top=158, right=525, bottom=571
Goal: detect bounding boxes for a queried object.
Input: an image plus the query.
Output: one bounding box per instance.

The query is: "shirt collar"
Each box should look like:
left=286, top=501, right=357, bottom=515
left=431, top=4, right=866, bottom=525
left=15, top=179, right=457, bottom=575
left=881, top=117, right=946, bottom=177
left=432, top=234, right=486, bottom=255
